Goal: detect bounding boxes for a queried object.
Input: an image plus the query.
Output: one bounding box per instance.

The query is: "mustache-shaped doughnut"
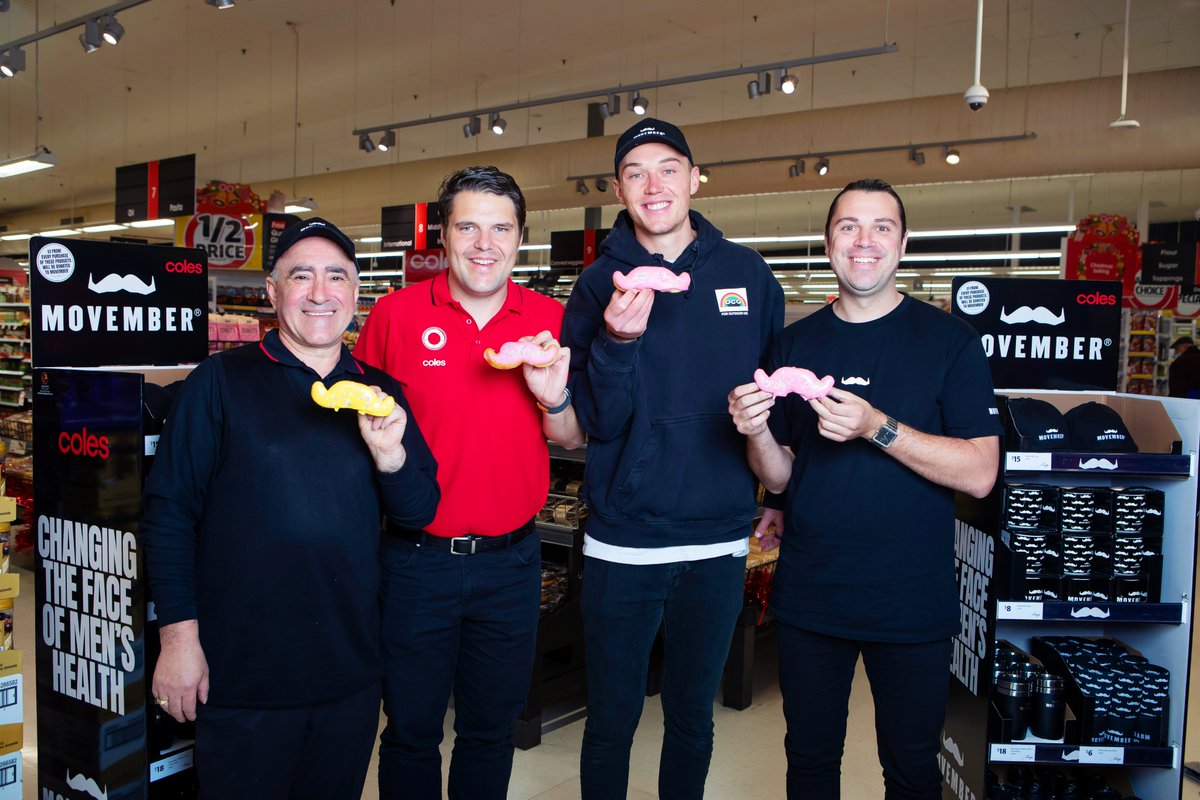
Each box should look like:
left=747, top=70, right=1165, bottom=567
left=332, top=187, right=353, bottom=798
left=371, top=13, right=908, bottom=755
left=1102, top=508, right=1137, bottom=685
left=613, top=266, right=691, bottom=293
left=754, top=367, right=835, bottom=400
left=311, top=380, right=396, bottom=416
left=483, top=340, right=560, bottom=370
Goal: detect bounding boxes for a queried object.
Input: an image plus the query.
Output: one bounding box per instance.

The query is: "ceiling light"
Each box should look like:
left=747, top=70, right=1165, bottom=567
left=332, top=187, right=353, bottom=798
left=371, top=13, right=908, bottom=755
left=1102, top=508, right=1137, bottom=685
left=284, top=198, right=318, bottom=213
left=79, top=18, right=102, bottom=53
left=359, top=133, right=375, bottom=153
left=100, top=14, right=125, bottom=46
left=127, top=218, right=176, bottom=228
left=205, top=0, right=236, bottom=8
left=699, top=168, right=711, bottom=184
left=746, top=78, right=761, bottom=100
left=788, top=160, right=805, bottom=178
left=630, top=92, right=648, bottom=116
left=0, top=146, right=58, bottom=178
left=944, top=146, right=961, bottom=165
left=80, top=223, right=129, bottom=233
left=359, top=236, right=383, bottom=243
left=0, top=47, right=26, bottom=79
left=576, top=179, right=589, bottom=196
left=909, top=148, right=926, bottom=165
left=599, top=94, right=621, bottom=119
left=595, top=177, right=608, bottom=192
left=462, top=116, right=481, bottom=138
left=489, top=113, right=507, bottom=135
left=376, top=130, right=395, bottom=152
left=0, top=233, right=33, bottom=241
left=40, top=229, right=81, bottom=237
left=815, top=157, right=830, bottom=176
left=779, top=70, right=798, bottom=95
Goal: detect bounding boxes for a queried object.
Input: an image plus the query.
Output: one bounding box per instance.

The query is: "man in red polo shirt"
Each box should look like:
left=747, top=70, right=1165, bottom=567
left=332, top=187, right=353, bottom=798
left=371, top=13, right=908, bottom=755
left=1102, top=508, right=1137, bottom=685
left=355, top=165, right=583, bottom=800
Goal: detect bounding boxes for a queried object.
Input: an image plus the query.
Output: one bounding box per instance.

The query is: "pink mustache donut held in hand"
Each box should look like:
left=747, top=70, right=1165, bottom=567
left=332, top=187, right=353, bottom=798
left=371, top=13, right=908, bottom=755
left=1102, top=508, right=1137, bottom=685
left=484, top=340, right=561, bottom=370
left=613, top=266, right=691, bottom=293
left=754, top=367, right=835, bottom=401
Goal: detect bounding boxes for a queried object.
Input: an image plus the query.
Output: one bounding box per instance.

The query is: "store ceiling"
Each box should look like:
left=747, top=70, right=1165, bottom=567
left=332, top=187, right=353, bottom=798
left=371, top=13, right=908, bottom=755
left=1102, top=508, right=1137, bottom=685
left=0, top=0, right=1198, bottom=290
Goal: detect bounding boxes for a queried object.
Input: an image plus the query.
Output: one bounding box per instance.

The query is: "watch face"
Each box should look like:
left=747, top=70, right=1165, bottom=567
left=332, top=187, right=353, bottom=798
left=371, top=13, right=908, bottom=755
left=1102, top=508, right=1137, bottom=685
left=873, top=418, right=899, bottom=448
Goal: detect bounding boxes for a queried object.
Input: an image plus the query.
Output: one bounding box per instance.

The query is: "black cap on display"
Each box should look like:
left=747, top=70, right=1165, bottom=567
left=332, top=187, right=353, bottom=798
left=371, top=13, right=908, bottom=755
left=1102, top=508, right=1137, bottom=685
left=269, top=217, right=357, bottom=272
left=1006, top=397, right=1070, bottom=451
left=613, top=118, right=693, bottom=174
left=1065, top=402, right=1138, bottom=453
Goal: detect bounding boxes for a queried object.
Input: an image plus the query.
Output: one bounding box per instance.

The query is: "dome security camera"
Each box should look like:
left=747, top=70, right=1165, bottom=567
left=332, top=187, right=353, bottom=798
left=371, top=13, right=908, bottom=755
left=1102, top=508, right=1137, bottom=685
left=964, top=83, right=989, bottom=112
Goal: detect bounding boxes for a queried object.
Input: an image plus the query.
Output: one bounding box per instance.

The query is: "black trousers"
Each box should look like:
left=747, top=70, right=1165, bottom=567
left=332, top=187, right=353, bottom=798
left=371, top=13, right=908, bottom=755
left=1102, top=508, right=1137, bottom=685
left=195, top=680, right=381, bottom=800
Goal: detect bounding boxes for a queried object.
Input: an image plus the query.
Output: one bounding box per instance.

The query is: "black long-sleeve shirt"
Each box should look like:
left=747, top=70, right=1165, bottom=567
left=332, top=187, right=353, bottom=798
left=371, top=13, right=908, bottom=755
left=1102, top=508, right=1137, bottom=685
left=141, top=330, right=439, bottom=707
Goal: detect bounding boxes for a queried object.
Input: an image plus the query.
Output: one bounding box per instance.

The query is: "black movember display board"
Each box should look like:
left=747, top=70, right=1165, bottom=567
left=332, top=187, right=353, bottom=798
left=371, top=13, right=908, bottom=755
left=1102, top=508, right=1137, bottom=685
left=32, top=238, right=204, bottom=799
left=29, top=237, right=209, bottom=368
left=951, top=277, right=1122, bottom=391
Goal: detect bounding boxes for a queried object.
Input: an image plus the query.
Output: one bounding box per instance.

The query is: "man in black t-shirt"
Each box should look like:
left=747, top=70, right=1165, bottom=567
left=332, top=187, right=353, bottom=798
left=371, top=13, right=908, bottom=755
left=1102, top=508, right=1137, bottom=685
left=1168, top=336, right=1200, bottom=398
left=728, top=179, right=1001, bottom=800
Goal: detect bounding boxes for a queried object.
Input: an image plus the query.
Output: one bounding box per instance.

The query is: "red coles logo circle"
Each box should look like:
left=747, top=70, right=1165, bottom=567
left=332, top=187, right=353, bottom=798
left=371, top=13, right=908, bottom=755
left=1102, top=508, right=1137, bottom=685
left=58, top=428, right=110, bottom=459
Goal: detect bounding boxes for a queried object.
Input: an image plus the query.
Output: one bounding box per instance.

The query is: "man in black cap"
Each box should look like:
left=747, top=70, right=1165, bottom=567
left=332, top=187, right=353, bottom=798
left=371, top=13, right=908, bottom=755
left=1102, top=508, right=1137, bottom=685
left=562, top=119, right=783, bottom=799
left=142, top=217, right=440, bottom=799
left=1168, top=335, right=1200, bottom=398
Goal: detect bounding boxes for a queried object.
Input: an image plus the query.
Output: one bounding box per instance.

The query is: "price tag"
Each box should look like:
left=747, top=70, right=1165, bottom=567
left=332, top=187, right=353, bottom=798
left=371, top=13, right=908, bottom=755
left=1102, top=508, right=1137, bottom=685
left=1079, top=746, right=1124, bottom=765
left=990, top=743, right=1036, bottom=762
left=150, top=748, right=194, bottom=782
left=1006, top=452, right=1051, bottom=471
left=145, top=434, right=160, bottom=456
left=999, top=602, right=1044, bottom=621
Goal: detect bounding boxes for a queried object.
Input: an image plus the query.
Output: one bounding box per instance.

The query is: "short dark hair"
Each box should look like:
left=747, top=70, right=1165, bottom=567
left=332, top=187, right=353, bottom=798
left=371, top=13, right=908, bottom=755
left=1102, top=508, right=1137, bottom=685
left=437, top=165, right=526, bottom=234
left=824, top=178, right=907, bottom=238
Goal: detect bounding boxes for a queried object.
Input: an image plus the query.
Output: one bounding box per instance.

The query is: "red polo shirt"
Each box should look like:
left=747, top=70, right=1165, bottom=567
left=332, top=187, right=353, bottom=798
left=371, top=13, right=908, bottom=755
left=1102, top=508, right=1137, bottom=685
left=355, top=271, right=564, bottom=538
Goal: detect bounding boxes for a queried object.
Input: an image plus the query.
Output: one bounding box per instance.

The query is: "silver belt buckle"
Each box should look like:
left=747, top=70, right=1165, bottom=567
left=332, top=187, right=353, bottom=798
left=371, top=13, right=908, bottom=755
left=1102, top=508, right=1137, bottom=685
left=450, top=535, right=476, bottom=555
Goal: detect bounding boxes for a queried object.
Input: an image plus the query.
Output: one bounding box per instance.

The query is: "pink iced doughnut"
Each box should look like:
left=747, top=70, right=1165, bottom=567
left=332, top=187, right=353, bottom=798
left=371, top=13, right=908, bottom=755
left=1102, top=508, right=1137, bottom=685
left=612, top=266, right=691, bottom=293
left=484, top=340, right=560, bottom=370
left=754, top=367, right=835, bottom=400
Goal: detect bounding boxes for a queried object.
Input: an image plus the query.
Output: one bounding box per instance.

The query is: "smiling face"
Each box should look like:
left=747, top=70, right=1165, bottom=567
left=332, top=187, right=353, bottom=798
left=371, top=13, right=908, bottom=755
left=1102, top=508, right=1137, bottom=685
left=824, top=189, right=909, bottom=301
left=614, top=141, right=700, bottom=256
left=441, top=189, right=522, bottom=303
left=267, top=237, right=358, bottom=358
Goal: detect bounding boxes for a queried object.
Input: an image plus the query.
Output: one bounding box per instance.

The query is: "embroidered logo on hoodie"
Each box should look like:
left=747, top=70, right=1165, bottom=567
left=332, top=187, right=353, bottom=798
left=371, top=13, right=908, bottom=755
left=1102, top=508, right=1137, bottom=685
left=714, top=288, right=749, bottom=316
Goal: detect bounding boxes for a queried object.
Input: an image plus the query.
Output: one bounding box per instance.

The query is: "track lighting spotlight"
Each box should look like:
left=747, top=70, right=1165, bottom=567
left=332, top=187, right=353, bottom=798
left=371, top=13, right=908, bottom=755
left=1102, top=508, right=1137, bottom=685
left=205, top=0, right=236, bottom=8
left=595, top=177, right=609, bottom=192
left=377, top=130, right=396, bottom=152
left=630, top=92, right=648, bottom=116
left=462, top=116, right=482, bottom=138
left=779, top=70, right=798, bottom=95
left=489, top=113, right=507, bottom=135
left=359, top=133, right=376, bottom=153
left=698, top=168, right=711, bottom=184
left=944, top=146, right=961, bottom=165
left=100, top=14, right=125, bottom=46
left=815, top=157, right=830, bottom=176
left=0, top=1, right=9, bottom=11
left=909, top=148, right=926, bottom=165
left=599, top=94, right=621, bottom=119
left=0, top=47, right=26, bottom=78
left=788, top=160, right=805, bottom=178
left=79, top=18, right=102, bottom=53
left=576, top=179, right=589, bottom=196
left=747, top=78, right=761, bottom=100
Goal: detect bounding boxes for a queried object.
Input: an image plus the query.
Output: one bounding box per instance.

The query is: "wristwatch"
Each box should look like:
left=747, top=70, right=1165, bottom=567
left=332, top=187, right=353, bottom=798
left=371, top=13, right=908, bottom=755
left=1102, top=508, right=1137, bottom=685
left=870, top=415, right=900, bottom=449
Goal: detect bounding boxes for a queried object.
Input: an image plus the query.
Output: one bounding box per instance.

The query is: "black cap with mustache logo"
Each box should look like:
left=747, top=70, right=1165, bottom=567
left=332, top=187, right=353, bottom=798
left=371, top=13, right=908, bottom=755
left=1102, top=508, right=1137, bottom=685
left=1065, top=402, right=1138, bottom=453
left=269, top=217, right=358, bottom=272
left=1006, top=397, right=1070, bottom=452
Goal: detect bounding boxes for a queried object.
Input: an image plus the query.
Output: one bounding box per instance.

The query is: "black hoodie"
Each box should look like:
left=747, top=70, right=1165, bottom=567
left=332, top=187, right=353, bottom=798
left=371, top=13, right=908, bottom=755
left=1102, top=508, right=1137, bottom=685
left=562, top=210, right=783, bottom=548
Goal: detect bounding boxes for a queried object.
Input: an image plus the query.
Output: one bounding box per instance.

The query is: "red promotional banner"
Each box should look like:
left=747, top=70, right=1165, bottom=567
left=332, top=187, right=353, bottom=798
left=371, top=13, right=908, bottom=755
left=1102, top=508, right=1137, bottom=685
left=405, top=248, right=448, bottom=283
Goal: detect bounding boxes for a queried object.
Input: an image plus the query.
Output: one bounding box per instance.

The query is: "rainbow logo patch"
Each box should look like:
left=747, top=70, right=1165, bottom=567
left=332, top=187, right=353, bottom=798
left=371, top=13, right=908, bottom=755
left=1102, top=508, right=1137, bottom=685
left=714, top=287, right=749, bottom=316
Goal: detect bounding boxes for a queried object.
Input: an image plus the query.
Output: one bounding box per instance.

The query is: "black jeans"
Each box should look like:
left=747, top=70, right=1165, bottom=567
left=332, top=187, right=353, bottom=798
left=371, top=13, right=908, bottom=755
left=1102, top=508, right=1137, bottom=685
left=377, top=531, right=541, bottom=800
left=776, top=622, right=953, bottom=800
left=579, top=552, right=745, bottom=800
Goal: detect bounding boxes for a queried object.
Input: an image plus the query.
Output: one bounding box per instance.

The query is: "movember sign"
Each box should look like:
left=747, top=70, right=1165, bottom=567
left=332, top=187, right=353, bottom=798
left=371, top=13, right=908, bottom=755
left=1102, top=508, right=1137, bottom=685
left=952, top=277, right=1121, bottom=391
left=30, top=237, right=209, bottom=368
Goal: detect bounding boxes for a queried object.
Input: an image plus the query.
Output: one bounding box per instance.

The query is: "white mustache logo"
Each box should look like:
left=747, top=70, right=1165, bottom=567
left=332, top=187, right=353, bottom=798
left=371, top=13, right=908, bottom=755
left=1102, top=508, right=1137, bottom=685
left=66, top=771, right=107, bottom=800
left=87, top=273, right=156, bottom=295
left=1070, top=606, right=1111, bottom=619
left=999, top=305, right=1066, bottom=326
left=1062, top=750, right=1081, bottom=762
left=841, top=376, right=871, bottom=386
left=941, top=733, right=964, bottom=767
left=1079, top=458, right=1118, bottom=470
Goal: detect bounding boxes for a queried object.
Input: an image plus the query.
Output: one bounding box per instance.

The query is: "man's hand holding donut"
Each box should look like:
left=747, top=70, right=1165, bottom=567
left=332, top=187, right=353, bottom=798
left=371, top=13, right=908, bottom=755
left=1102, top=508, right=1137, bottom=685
left=358, top=385, right=408, bottom=473
left=604, top=287, right=654, bottom=342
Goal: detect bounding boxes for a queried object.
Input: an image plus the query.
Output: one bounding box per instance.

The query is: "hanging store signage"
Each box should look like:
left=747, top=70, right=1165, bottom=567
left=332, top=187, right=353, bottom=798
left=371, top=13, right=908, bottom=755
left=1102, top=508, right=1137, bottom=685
left=261, top=212, right=302, bottom=272
left=175, top=181, right=267, bottom=270
left=115, top=154, right=196, bottom=223
left=951, top=277, right=1122, bottom=391
left=550, top=229, right=610, bottom=270
left=381, top=202, right=441, bottom=251
left=1140, top=243, right=1200, bottom=289
left=404, top=249, right=448, bottom=284
left=30, top=237, right=209, bottom=368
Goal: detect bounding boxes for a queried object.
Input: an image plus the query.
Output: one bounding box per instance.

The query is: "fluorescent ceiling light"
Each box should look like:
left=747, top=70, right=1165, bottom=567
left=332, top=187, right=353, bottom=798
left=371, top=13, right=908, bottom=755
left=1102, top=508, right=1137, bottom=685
left=358, top=270, right=405, bottom=278
left=358, top=236, right=383, bottom=243
left=0, top=233, right=33, bottom=241
left=354, top=251, right=405, bottom=260
left=909, top=225, right=1075, bottom=238
left=930, top=269, right=995, bottom=277
left=519, top=244, right=551, bottom=251
left=41, top=228, right=81, bottom=236
left=127, top=218, right=175, bottom=228
left=902, top=251, right=1061, bottom=262
left=1010, top=269, right=1063, bottom=275
left=284, top=198, right=318, bottom=213
left=80, top=223, right=129, bottom=233
left=730, top=235, right=824, bottom=244
left=0, top=146, right=58, bottom=178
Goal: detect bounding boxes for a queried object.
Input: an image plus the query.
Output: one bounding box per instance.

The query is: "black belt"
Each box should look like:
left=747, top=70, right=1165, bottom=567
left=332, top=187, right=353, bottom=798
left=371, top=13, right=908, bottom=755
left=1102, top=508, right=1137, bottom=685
left=386, top=519, right=535, bottom=555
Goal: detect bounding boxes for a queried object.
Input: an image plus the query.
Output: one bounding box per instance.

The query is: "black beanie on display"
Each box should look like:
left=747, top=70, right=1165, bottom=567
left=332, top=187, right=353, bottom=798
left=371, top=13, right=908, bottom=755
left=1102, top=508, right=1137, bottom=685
left=1065, top=402, right=1138, bottom=453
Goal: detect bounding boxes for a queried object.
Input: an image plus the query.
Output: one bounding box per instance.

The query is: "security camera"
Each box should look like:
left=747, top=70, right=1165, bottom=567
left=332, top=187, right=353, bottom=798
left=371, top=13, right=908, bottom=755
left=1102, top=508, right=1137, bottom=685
left=964, top=83, right=989, bottom=112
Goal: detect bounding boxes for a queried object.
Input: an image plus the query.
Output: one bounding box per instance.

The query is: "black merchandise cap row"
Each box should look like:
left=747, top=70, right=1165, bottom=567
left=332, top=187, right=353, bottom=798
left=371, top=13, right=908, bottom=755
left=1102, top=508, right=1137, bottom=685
left=1007, top=399, right=1137, bottom=453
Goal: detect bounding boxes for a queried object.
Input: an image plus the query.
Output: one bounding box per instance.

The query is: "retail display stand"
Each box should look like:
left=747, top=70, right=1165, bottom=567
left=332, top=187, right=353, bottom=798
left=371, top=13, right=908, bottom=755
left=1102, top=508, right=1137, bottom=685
left=29, top=237, right=207, bottom=799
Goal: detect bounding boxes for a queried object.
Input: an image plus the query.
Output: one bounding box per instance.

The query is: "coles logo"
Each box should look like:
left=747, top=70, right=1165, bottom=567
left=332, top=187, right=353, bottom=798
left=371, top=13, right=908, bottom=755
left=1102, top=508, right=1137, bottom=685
left=1076, top=292, right=1118, bottom=306
left=409, top=252, right=448, bottom=274
left=58, top=428, right=110, bottom=459
left=164, top=259, right=204, bottom=275
left=421, top=327, right=447, bottom=351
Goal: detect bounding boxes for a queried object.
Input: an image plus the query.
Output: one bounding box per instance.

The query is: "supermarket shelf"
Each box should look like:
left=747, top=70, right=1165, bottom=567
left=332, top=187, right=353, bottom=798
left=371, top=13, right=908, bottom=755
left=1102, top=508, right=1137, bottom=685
left=1005, top=451, right=1192, bottom=478
left=989, top=742, right=1175, bottom=768
left=996, top=601, right=1183, bottom=624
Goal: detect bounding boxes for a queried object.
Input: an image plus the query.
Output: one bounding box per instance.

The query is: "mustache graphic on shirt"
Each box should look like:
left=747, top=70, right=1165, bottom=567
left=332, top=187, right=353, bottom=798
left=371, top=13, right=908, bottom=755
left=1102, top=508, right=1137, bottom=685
left=1078, top=458, right=1119, bottom=470
left=66, top=771, right=108, bottom=800
left=87, top=273, right=157, bottom=295
left=999, top=305, right=1066, bottom=326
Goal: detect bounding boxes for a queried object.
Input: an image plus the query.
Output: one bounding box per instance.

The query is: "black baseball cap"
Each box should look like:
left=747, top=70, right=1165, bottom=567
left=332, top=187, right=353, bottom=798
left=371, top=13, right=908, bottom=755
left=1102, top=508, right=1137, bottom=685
left=269, top=217, right=357, bottom=272
left=1066, top=402, right=1138, bottom=452
left=614, top=118, right=693, bottom=174
left=1171, top=336, right=1194, bottom=348
left=1006, top=397, right=1070, bottom=451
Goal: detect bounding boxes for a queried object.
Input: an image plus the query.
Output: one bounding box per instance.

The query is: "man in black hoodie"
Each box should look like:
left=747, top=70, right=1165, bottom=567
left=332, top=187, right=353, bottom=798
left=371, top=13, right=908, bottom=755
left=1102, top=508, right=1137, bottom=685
left=562, top=119, right=784, bottom=799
